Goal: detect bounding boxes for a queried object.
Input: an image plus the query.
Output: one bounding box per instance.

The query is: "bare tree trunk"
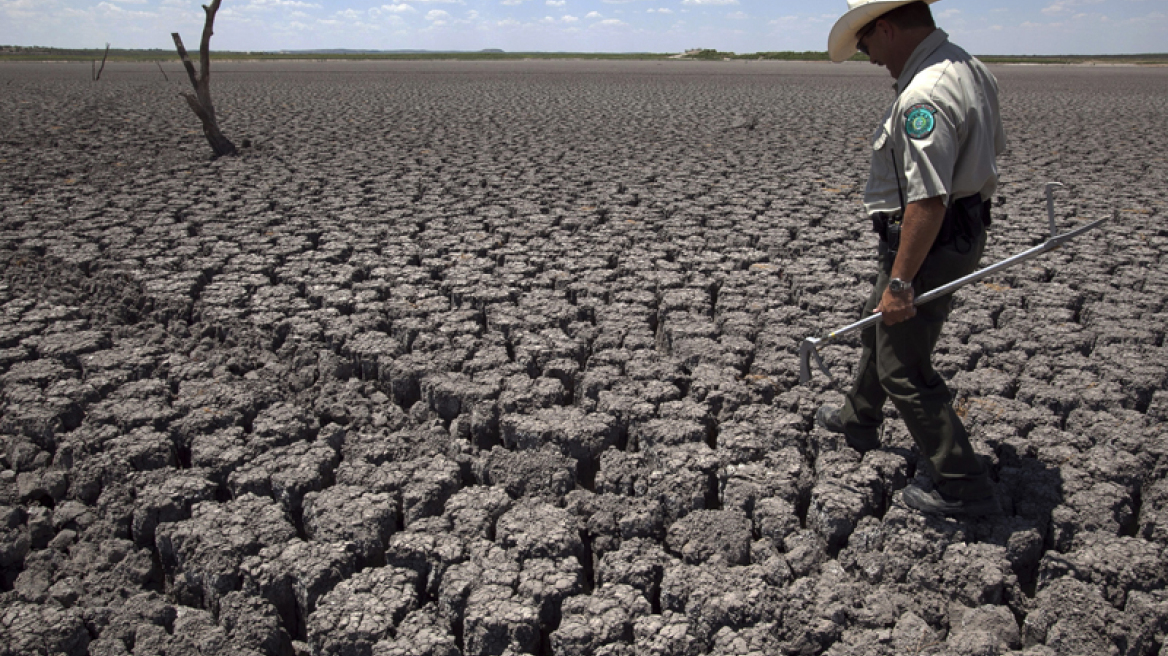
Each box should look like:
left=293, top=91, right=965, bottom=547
left=93, top=43, right=110, bottom=81
left=172, top=0, right=236, bottom=157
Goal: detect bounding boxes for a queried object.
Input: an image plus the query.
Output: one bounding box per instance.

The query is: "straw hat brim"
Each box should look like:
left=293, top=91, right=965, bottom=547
left=828, top=0, right=942, bottom=63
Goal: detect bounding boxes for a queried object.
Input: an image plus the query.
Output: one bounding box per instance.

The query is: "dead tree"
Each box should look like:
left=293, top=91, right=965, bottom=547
left=93, top=43, right=110, bottom=81
left=172, top=0, right=236, bottom=157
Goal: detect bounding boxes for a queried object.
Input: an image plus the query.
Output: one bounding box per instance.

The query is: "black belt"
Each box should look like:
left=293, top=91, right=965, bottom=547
left=872, top=195, right=991, bottom=253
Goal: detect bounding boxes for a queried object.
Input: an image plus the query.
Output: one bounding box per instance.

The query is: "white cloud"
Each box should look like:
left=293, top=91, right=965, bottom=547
left=727, top=10, right=746, bottom=19
left=595, top=18, right=626, bottom=26
left=648, top=7, right=673, bottom=14
left=585, top=11, right=602, bottom=18
left=379, top=4, right=417, bottom=13
left=546, top=0, right=566, bottom=5
left=562, top=14, right=578, bottom=22
left=243, top=0, right=323, bottom=10
left=681, top=0, right=738, bottom=5
left=425, top=8, right=449, bottom=20
left=1042, top=0, right=1104, bottom=15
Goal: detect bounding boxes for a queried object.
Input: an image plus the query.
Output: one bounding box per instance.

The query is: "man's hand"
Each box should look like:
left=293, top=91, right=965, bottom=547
left=875, top=285, right=915, bottom=325
left=879, top=195, right=946, bottom=325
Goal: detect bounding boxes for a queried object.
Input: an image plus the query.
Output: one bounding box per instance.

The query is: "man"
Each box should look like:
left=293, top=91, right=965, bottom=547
left=818, top=0, right=1007, bottom=516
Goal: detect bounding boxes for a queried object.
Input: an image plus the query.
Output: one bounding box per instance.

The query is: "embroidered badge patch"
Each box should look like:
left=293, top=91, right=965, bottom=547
left=904, top=103, right=938, bottom=140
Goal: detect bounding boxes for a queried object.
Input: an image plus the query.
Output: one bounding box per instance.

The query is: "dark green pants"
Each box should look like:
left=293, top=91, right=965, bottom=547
left=839, top=231, right=993, bottom=500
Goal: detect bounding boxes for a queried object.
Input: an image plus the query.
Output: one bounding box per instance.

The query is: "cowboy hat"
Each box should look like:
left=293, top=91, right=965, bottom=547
left=828, top=0, right=942, bottom=63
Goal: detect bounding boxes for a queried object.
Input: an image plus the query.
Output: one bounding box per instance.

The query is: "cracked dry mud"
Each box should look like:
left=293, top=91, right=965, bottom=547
left=1, top=60, right=1166, bottom=656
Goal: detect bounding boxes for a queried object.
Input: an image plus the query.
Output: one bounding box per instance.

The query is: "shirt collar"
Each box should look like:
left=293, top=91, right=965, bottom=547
left=895, top=29, right=949, bottom=94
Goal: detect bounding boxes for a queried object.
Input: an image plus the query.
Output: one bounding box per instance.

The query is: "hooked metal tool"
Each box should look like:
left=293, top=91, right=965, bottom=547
left=798, top=183, right=1113, bottom=386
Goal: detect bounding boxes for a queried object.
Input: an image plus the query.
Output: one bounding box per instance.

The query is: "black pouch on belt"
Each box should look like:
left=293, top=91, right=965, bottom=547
left=872, top=212, right=902, bottom=256
left=886, top=220, right=902, bottom=254
left=934, top=195, right=990, bottom=252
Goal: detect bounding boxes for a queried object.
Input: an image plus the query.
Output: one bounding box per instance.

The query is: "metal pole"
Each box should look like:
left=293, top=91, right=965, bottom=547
left=798, top=200, right=1112, bottom=385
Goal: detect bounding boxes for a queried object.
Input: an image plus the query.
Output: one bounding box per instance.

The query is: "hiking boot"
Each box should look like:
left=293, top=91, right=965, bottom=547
left=815, top=404, right=880, bottom=454
left=902, top=483, right=1003, bottom=517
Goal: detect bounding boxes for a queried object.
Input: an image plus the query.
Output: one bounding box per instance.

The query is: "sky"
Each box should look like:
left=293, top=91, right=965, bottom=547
left=1, top=0, right=1165, bottom=55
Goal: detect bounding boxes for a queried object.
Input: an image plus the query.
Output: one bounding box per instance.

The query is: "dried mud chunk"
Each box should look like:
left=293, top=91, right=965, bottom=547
left=807, top=450, right=886, bottom=553
left=628, top=418, right=707, bottom=451
left=707, top=622, right=787, bottom=656
left=249, top=401, right=320, bottom=449
left=1036, top=533, right=1168, bottom=608
left=666, top=509, right=752, bottom=566
left=343, top=331, right=404, bottom=382
left=551, top=583, right=652, bottom=656
left=82, top=591, right=176, bottom=656
left=173, top=379, right=266, bottom=429
left=189, top=426, right=255, bottom=486
left=499, top=374, right=568, bottom=414
left=129, top=605, right=252, bottom=656
left=442, top=484, right=513, bottom=541
left=307, top=565, right=420, bottom=656
left=1139, top=478, right=1168, bottom=545
left=241, top=539, right=358, bottom=641
left=0, top=523, right=30, bottom=572
left=86, top=392, right=179, bottom=433
left=596, top=537, right=674, bottom=610
left=889, top=610, right=944, bottom=654
left=218, top=591, right=295, bottom=656
left=659, top=562, right=782, bottom=645
left=907, top=543, right=1015, bottom=608
left=436, top=541, right=519, bottom=626
left=422, top=371, right=499, bottom=423
left=302, top=485, right=398, bottom=568
left=1049, top=478, right=1136, bottom=552
left=462, top=584, right=541, bottom=656
left=400, top=456, right=461, bottom=527
left=565, top=489, right=666, bottom=561
left=751, top=496, right=801, bottom=551
left=632, top=610, right=703, bottom=656
left=1022, top=578, right=1135, bottom=654
left=501, top=407, right=620, bottom=474
left=715, top=405, right=806, bottom=466
left=516, top=556, right=585, bottom=626
left=719, top=446, right=812, bottom=516
left=17, top=468, right=68, bottom=507
left=370, top=604, right=460, bottom=656
left=0, top=601, right=89, bottom=656
left=385, top=517, right=467, bottom=601
left=597, top=444, right=719, bottom=525
left=496, top=499, right=584, bottom=564
left=997, top=459, right=1062, bottom=523
left=1122, top=590, right=1168, bottom=656
left=227, top=440, right=340, bottom=521
left=945, top=604, right=1021, bottom=655
left=130, top=470, right=217, bottom=548
left=155, top=494, right=297, bottom=612
left=33, top=329, right=112, bottom=367
left=475, top=445, right=576, bottom=501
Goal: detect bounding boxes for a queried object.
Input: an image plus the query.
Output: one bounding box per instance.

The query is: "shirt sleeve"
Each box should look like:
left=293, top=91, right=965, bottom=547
left=893, top=87, right=959, bottom=205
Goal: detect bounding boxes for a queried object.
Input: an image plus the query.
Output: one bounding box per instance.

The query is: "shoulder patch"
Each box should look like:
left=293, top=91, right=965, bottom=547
left=904, top=103, right=938, bottom=140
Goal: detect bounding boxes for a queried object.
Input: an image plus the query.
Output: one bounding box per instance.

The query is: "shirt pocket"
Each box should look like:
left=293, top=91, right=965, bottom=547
left=867, top=115, right=901, bottom=207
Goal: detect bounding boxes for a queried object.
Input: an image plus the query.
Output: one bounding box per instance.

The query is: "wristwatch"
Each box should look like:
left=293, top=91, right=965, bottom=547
left=888, top=278, right=912, bottom=294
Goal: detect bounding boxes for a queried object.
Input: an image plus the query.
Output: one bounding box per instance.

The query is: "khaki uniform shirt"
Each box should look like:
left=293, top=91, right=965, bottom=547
left=864, top=30, right=1007, bottom=216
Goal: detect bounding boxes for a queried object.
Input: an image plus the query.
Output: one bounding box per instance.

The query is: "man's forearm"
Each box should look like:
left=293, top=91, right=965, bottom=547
left=890, top=195, right=947, bottom=282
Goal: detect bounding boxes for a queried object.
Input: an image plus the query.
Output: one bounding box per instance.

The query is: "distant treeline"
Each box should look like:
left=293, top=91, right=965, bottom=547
left=1, top=45, right=1165, bottom=65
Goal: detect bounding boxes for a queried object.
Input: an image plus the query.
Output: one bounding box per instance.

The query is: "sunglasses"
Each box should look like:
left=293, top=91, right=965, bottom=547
left=856, top=21, right=878, bottom=56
